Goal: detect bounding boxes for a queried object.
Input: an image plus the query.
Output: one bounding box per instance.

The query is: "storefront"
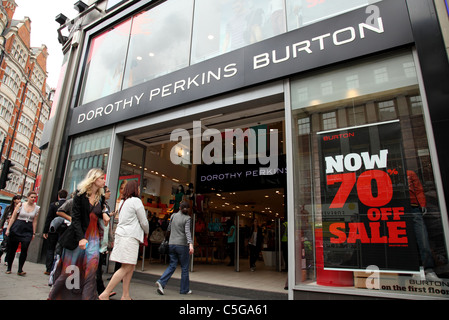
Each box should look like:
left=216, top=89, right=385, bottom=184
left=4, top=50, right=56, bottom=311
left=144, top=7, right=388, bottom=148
left=38, top=0, right=449, bottom=299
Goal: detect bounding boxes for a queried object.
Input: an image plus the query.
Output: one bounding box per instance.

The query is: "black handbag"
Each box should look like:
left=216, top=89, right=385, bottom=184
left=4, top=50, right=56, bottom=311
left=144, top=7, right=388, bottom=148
left=158, top=240, right=169, bottom=255
left=58, top=225, right=78, bottom=250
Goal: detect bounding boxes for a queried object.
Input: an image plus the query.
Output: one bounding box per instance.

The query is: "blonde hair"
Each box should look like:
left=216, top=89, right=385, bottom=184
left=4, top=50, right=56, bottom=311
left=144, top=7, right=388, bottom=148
left=77, top=168, right=105, bottom=204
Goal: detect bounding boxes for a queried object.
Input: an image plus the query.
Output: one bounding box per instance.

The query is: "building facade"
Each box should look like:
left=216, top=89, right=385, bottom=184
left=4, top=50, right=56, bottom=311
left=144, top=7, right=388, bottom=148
left=0, top=0, right=52, bottom=202
left=36, top=0, right=449, bottom=299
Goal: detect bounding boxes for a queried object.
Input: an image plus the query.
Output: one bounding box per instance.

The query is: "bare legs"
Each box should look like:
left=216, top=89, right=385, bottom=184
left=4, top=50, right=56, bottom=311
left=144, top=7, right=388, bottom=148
left=99, top=263, right=135, bottom=300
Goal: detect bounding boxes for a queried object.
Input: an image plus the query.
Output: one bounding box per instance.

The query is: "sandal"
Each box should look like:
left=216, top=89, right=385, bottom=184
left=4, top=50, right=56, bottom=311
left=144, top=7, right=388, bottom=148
left=5, top=271, right=11, bottom=274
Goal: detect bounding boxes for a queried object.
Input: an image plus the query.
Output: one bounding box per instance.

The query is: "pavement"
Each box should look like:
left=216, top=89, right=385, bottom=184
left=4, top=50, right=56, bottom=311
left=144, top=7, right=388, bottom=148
left=0, top=256, right=288, bottom=301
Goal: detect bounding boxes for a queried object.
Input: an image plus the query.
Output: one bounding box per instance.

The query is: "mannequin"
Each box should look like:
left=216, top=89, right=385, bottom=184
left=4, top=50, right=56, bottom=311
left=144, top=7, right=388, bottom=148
left=173, top=185, right=185, bottom=212
left=185, top=183, right=196, bottom=213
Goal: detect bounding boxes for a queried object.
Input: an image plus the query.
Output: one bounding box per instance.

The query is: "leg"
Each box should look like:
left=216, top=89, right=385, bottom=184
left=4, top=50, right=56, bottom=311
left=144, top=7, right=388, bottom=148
left=18, top=240, right=31, bottom=274
left=99, top=263, right=134, bottom=300
left=411, top=208, right=435, bottom=269
left=121, top=264, right=135, bottom=300
left=6, top=238, right=20, bottom=272
left=178, top=246, right=190, bottom=294
left=158, top=245, right=179, bottom=288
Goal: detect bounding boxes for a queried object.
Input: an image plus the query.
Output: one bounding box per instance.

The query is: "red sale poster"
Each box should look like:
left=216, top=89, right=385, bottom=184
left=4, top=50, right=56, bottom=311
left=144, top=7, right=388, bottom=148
left=318, top=121, right=420, bottom=272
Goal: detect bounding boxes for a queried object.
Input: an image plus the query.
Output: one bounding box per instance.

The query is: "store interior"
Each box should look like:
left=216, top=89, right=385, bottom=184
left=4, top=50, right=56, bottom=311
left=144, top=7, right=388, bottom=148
left=113, top=102, right=289, bottom=291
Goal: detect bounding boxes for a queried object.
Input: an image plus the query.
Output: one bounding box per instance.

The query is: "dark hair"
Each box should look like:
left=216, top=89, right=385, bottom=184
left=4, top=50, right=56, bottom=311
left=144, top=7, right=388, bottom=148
left=58, top=189, right=68, bottom=199
left=180, top=201, right=190, bottom=210
left=122, top=180, right=139, bottom=200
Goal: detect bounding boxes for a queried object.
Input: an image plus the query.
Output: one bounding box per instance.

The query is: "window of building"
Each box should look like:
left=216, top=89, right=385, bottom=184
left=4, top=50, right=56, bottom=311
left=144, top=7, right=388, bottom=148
left=18, top=113, right=34, bottom=138
left=63, top=128, right=112, bottom=194
left=79, top=18, right=132, bottom=105
left=11, top=141, right=27, bottom=165
left=4, top=66, right=21, bottom=95
left=286, top=0, right=382, bottom=30
left=378, top=100, right=397, bottom=121
left=0, top=95, right=14, bottom=123
left=191, top=0, right=286, bottom=64
left=322, top=111, right=337, bottom=130
left=290, top=49, right=448, bottom=298
left=122, top=0, right=194, bottom=89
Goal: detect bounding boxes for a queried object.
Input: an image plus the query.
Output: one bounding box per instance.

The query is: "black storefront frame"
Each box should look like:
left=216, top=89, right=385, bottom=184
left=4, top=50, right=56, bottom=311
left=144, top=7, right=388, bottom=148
left=47, top=0, right=449, bottom=300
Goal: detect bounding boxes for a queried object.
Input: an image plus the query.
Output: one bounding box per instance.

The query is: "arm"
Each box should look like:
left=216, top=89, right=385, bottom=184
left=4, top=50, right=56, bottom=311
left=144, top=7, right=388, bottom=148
left=185, top=216, right=194, bottom=255
left=56, top=199, right=73, bottom=222
left=5, top=203, right=21, bottom=236
left=135, top=201, right=149, bottom=238
left=32, top=208, right=40, bottom=240
left=56, top=211, right=72, bottom=222
left=71, top=194, right=87, bottom=249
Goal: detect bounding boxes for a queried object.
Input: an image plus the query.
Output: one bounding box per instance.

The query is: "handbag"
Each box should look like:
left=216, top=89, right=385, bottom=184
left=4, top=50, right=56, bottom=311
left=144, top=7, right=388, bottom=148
left=158, top=240, right=169, bottom=255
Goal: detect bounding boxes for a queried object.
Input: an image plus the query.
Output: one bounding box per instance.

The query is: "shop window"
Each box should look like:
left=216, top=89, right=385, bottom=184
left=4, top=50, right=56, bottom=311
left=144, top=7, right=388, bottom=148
left=63, top=129, right=112, bottom=194
left=79, top=18, right=132, bottom=105
left=286, top=0, right=383, bottom=30
left=191, top=0, right=286, bottom=63
left=123, top=0, right=193, bottom=89
left=290, top=50, right=448, bottom=298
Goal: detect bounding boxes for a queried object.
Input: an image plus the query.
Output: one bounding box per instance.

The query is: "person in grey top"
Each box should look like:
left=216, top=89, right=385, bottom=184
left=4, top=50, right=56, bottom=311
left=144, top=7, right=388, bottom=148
left=156, top=201, right=194, bottom=295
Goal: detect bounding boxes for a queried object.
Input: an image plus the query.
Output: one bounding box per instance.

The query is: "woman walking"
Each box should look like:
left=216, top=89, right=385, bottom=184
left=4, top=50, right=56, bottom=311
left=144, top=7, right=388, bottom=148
left=5, top=192, right=40, bottom=275
left=248, top=219, right=263, bottom=272
left=99, top=180, right=149, bottom=300
left=0, top=195, right=22, bottom=264
left=156, top=201, right=194, bottom=295
left=48, top=168, right=107, bottom=300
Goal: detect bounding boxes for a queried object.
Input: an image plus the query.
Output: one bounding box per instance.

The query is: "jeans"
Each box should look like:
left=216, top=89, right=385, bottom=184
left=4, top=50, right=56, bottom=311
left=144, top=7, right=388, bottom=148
left=158, top=245, right=190, bottom=294
left=411, top=207, right=434, bottom=269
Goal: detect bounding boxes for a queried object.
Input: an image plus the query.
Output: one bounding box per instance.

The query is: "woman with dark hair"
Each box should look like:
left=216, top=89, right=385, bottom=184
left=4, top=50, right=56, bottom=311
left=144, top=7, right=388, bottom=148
left=99, top=179, right=149, bottom=300
left=0, top=195, right=22, bottom=264
left=6, top=192, right=40, bottom=275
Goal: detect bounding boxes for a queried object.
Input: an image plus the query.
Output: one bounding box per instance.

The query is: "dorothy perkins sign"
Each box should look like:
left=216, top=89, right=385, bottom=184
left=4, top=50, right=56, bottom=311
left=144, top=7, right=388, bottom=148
left=69, top=0, right=413, bottom=136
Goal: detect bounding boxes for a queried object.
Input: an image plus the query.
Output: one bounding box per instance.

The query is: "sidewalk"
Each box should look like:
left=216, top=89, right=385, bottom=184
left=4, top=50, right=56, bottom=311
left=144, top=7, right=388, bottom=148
left=0, top=257, right=287, bottom=300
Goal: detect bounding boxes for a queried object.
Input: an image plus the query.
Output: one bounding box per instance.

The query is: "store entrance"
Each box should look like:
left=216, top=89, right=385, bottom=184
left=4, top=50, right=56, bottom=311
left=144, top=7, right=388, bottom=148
left=116, top=102, right=287, bottom=292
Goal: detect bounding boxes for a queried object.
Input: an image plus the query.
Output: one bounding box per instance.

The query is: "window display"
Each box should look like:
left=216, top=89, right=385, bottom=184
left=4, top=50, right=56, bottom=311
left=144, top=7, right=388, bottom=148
left=290, top=49, right=449, bottom=297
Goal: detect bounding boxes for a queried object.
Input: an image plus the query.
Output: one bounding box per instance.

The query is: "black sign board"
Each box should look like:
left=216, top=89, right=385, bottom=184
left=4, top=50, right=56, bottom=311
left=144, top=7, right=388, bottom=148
left=69, top=0, right=413, bottom=136
left=317, top=121, right=420, bottom=272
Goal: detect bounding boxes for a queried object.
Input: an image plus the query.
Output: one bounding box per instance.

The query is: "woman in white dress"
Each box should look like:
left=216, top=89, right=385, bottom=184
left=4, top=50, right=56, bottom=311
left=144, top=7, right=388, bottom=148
left=99, top=179, right=149, bottom=300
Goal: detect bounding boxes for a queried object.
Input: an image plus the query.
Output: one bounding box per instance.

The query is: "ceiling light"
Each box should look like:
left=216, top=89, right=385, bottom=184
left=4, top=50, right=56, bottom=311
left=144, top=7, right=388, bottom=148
left=208, top=35, right=215, bottom=40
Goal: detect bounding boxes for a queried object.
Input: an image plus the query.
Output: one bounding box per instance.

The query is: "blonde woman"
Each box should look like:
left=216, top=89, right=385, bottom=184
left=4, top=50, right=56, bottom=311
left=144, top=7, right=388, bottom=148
left=5, top=192, right=40, bottom=275
left=49, top=168, right=109, bottom=300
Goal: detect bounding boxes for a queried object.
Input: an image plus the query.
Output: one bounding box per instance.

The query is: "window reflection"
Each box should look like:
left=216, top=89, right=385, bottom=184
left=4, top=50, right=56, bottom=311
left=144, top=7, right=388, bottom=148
left=80, top=19, right=132, bottom=105
left=191, top=0, right=286, bottom=64
left=123, top=0, right=193, bottom=89
left=286, top=0, right=382, bottom=30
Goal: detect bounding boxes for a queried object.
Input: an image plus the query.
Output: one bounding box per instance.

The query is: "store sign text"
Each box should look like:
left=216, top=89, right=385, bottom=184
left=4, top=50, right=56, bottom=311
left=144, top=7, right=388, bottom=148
left=326, top=149, right=408, bottom=246
left=254, top=14, right=384, bottom=70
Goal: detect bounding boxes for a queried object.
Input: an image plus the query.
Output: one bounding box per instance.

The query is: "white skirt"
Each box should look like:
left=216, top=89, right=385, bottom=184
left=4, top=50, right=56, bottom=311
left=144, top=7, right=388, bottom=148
left=110, top=234, right=140, bottom=265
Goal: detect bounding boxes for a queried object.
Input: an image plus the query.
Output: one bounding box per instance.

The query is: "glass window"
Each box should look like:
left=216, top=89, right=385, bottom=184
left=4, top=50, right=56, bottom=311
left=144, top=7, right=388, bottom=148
left=286, top=0, right=382, bottom=30
left=63, top=128, right=113, bottom=194
left=123, top=0, right=194, bottom=89
left=290, top=50, right=449, bottom=298
left=191, top=0, right=286, bottom=64
left=80, top=18, right=132, bottom=105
